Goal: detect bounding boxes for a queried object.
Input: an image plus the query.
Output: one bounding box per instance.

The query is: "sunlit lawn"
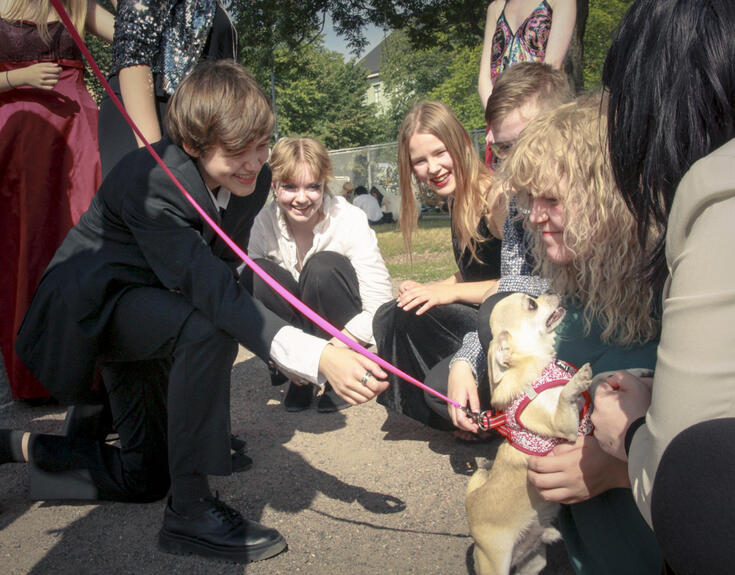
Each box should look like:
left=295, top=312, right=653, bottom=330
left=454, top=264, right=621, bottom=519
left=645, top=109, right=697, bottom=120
left=373, top=216, right=456, bottom=283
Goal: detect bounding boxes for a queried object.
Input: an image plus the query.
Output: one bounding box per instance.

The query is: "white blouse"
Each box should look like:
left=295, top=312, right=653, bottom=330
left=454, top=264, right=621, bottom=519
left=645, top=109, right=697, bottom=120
left=248, top=194, right=393, bottom=344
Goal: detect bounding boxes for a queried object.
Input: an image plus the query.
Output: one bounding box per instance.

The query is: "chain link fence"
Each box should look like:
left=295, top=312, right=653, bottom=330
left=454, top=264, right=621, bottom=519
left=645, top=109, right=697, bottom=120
left=328, top=129, right=486, bottom=217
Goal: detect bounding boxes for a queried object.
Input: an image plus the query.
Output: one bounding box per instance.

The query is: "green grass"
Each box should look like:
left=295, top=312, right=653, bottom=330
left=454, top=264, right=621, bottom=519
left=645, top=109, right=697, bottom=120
left=373, top=217, right=457, bottom=283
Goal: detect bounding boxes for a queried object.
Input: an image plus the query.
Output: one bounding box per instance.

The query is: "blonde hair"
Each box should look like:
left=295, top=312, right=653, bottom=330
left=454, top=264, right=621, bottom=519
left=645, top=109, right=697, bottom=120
left=398, top=101, right=493, bottom=259
left=504, top=95, right=659, bottom=345
left=166, top=60, right=273, bottom=157
left=2, top=0, right=87, bottom=44
left=269, top=137, right=333, bottom=196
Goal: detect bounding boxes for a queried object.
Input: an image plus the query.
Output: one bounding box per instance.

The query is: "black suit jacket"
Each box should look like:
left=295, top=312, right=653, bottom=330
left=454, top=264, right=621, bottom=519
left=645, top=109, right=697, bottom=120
left=16, top=139, right=286, bottom=403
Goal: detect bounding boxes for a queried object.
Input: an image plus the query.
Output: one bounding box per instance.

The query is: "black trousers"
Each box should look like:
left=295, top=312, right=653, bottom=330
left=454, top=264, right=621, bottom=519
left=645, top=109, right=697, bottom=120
left=372, top=300, right=479, bottom=430
left=29, top=286, right=238, bottom=502
left=248, top=252, right=361, bottom=340
left=98, top=75, right=169, bottom=179
left=652, top=418, right=735, bottom=575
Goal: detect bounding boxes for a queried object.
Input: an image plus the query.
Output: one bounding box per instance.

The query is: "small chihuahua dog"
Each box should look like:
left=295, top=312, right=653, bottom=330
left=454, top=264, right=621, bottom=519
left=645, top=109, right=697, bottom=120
left=466, top=293, right=592, bottom=575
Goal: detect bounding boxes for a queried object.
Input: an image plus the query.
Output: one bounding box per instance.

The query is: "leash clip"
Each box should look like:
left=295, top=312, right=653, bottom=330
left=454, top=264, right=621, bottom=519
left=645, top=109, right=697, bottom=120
left=462, top=407, right=492, bottom=431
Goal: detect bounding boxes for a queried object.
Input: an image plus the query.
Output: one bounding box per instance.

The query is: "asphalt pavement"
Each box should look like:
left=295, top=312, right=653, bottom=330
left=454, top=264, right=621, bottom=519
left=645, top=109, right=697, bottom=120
left=0, top=346, right=574, bottom=574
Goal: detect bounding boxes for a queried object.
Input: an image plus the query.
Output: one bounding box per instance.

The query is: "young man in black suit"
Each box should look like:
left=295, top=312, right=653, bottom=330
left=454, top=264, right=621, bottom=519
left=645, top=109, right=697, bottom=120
left=0, top=60, right=388, bottom=564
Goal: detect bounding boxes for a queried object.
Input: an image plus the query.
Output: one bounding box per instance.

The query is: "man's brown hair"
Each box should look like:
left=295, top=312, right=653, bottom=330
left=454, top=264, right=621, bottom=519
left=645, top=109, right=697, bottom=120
left=165, top=60, right=274, bottom=157
left=485, top=62, right=573, bottom=127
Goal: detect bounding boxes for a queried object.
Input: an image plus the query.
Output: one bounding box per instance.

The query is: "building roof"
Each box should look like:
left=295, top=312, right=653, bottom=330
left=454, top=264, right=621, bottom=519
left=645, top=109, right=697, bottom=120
left=358, top=34, right=388, bottom=76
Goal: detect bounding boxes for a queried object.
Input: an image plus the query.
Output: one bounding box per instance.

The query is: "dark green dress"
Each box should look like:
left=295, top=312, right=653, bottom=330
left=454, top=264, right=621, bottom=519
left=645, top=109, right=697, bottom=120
left=554, top=303, right=662, bottom=575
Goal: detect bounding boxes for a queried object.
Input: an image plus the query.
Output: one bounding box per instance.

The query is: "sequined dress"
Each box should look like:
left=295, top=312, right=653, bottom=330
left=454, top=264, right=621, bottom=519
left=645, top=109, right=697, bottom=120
left=0, top=17, right=101, bottom=399
left=98, top=0, right=237, bottom=176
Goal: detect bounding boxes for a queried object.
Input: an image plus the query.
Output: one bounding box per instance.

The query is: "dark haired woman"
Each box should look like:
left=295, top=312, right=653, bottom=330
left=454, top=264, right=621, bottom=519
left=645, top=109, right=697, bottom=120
left=591, top=2, right=735, bottom=574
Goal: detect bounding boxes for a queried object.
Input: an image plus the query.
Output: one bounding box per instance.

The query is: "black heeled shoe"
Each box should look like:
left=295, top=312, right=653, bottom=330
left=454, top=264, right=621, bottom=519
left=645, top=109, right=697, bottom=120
left=316, top=383, right=350, bottom=413
left=283, top=382, right=314, bottom=412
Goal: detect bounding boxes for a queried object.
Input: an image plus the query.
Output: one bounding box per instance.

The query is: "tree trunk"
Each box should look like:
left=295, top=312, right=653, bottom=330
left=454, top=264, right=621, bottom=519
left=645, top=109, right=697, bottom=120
left=565, top=0, right=589, bottom=93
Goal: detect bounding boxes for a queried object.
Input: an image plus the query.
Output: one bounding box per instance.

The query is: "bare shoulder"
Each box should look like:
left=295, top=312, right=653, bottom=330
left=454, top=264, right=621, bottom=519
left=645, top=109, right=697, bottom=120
left=546, top=0, right=575, bottom=11
left=486, top=0, right=504, bottom=21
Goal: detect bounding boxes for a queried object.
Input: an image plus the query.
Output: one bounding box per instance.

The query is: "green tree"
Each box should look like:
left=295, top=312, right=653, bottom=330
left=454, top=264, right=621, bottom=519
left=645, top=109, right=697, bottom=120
left=583, top=0, right=631, bottom=88
left=83, top=0, right=115, bottom=104
left=377, top=31, right=484, bottom=141
left=244, top=41, right=378, bottom=149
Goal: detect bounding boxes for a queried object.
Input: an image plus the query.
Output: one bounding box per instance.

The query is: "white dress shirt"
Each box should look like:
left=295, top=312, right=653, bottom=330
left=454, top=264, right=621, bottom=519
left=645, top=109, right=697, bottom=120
left=248, top=194, right=393, bottom=346
left=208, top=186, right=329, bottom=385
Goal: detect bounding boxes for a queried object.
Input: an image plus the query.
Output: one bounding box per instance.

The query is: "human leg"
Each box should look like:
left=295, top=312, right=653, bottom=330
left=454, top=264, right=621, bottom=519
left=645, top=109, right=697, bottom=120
left=373, top=300, right=478, bottom=428
left=651, top=418, right=735, bottom=575
left=100, top=286, right=285, bottom=562
left=250, top=258, right=315, bottom=409
left=298, top=252, right=362, bottom=412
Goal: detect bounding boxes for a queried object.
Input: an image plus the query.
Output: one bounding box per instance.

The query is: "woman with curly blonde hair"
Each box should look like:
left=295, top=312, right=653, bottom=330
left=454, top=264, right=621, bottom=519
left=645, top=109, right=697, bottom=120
left=437, top=96, right=663, bottom=574
left=509, top=95, right=659, bottom=346
left=373, top=100, right=506, bottom=428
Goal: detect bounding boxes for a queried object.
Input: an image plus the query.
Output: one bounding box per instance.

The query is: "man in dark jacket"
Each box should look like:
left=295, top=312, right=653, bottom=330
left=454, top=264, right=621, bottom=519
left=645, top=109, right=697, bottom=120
left=0, top=60, right=387, bottom=564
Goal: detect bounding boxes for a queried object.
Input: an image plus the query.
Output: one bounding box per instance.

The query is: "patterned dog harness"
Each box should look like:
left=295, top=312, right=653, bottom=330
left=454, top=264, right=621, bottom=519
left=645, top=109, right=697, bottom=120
left=468, top=360, right=593, bottom=456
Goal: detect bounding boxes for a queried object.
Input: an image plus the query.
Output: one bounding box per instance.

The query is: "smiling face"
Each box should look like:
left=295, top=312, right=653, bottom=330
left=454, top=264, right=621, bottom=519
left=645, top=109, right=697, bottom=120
left=408, top=132, right=456, bottom=198
left=274, top=163, right=325, bottom=227
left=528, top=183, right=574, bottom=265
left=195, top=136, right=270, bottom=197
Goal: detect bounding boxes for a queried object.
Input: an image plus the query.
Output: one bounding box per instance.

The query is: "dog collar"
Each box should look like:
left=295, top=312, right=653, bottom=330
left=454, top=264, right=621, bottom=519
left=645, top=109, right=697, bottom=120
left=469, top=360, right=593, bottom=456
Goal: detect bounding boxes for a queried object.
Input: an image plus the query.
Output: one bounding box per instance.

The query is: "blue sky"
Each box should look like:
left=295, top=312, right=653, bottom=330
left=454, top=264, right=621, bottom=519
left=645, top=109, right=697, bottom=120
left=322, top=15, right=388, bottom=60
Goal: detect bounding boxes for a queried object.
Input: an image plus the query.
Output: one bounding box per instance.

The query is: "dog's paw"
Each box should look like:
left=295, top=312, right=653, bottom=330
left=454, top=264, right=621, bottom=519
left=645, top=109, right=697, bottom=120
left=540, top=526, right=562, bottom=544
left=561, top=363, right=592, bottom=402
left=574, top=363, right=592, bottom=387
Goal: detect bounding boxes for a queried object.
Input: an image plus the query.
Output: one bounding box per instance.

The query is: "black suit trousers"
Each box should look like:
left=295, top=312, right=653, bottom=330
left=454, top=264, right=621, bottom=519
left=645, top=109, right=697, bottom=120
left=29, top=286, right=238, bottom=502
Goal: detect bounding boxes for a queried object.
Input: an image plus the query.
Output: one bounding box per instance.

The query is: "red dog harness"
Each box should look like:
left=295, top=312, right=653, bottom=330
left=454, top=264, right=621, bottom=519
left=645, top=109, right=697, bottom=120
left=468, top=360, right=593, bottom=456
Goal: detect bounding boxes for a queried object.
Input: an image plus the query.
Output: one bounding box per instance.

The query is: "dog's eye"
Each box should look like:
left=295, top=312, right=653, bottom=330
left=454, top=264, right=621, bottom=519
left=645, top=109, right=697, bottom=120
left=527, top=298, right=538, bottom=310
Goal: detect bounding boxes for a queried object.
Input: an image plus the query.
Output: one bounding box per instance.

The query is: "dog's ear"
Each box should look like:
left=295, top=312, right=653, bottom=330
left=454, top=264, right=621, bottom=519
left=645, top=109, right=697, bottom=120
left=489, top=331, right=512, bottom=383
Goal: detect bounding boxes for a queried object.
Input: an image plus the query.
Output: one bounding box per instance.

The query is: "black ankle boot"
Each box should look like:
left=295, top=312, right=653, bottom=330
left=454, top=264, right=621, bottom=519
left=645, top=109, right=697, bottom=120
left=159, top=495, right=287, bottom=563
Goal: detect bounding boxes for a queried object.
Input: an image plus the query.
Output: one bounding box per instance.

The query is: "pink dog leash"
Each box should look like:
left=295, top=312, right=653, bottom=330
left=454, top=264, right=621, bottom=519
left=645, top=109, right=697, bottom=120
left=50, top=0, right=463, bottom=410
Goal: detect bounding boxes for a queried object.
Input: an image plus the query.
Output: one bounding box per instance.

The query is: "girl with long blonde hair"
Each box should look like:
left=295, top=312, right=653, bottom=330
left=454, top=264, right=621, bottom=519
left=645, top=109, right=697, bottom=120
left=0, top=0, right=113, bottom=401
left=374, top=100, right=507, bottom=427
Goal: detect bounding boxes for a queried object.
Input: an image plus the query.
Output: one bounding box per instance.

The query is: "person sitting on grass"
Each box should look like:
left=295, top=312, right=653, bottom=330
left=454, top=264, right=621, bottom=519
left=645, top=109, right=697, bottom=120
left=2, top=60, right=388, bottom=565
left=352, top=184, right=384, bottom=224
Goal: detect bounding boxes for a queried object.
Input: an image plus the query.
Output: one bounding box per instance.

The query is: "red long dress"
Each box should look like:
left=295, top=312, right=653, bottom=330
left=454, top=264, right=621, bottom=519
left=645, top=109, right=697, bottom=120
left=0, top=17, right=101, bottom=399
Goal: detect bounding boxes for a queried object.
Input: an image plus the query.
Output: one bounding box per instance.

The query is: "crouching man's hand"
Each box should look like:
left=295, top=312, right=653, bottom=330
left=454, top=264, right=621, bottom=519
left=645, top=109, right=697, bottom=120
left=317, top=345, right=388, bottom=405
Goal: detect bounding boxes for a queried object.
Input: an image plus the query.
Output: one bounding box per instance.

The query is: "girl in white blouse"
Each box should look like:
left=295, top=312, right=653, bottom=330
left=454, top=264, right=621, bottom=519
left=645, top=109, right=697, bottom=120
left=248, top=137, right=393, bottom=412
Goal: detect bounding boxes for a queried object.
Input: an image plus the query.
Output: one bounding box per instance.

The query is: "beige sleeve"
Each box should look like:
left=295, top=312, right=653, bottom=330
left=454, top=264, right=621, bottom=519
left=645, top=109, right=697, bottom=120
left=628, top=145, right=735, bottom=526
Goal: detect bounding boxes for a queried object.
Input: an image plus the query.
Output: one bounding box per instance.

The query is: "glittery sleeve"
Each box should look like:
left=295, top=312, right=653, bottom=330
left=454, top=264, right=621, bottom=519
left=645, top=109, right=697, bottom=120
left=448, top=331, right=485, bottom=382
left=498, top=195, right=550, bottom=296
left=111, top=0, right=176, bottom=74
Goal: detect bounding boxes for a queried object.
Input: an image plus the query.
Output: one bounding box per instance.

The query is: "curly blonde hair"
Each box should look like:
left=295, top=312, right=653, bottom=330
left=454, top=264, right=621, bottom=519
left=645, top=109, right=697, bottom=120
left=397, top=101, right=494, bottom=260
left=503, top=95, right=659, bottom=345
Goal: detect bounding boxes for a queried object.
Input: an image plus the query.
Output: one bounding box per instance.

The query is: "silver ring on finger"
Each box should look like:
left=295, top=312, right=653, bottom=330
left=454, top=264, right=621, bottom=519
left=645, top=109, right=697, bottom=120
left=360, top=371, right=371, bottom=387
